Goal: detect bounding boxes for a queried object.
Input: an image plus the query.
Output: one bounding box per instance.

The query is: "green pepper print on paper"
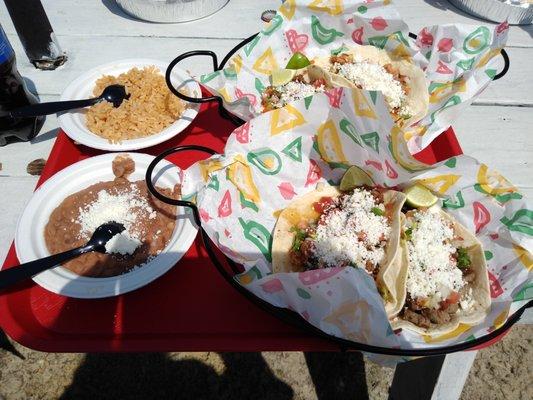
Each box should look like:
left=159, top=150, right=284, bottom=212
left=513, top=283, right=533, bottom=301
left=244, top=35, right=261, bottom=57
left=463, top=26, right=490, bottom=55
left=501, top=209, right=533, bottom=236
left=442, top=190, right=465, bottom=210
left=444, top=157, right=457, bottom=168
left=261, top=14, right=283, bottom=36
left=360, top=132, right=380, bottom=153
left=240, top=192, right=259, bottom=212
left=207, top=175, right=220, bottom=191
left=282, top=137, right=303, bottom=163
left=239, top=218, right=272, bottom=262
left=339, top=118, right=363, bottom=147
left=247, top=148, right=282, bottom=175
left=474, top=183, right=523, bottom=203
left=430, top=95, right=461, bottom=123
left=200, top=71, right=221, bottom=83
left=311, top=15, right=343, bottom=45
left=255, top=78, right=266, bottom=96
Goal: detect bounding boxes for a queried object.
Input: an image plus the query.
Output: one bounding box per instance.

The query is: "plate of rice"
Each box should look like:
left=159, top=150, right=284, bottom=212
left=58, top=59, right=201, bottom=151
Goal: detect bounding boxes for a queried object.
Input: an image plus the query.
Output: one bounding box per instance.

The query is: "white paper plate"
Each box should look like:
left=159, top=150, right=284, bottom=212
left=58, top=59, right=201, bottom=151
left=12, top=153, right=198, bottom=298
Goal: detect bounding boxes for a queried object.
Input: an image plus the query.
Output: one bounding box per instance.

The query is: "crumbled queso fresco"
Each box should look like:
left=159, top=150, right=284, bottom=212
left=271, top=81, right=326, bottom=109
left=405, top=210, right=466, bottom=307
left=313, top=188, right=390, bottom=269
left=76, top=184, right=157, bottom=255
left=332, top=60, right=413, bottom=117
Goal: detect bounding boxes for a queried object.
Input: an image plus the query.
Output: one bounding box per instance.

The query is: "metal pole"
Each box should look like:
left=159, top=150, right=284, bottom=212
left=3, top=0, right=66, bottom=70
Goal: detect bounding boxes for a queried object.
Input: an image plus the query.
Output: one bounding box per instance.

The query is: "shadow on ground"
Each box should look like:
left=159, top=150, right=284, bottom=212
left=59, top=352, right=368, bottom=400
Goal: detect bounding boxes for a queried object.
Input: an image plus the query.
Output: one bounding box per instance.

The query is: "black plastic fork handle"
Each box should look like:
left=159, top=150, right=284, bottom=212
left=0, top=244, right=94, bottom=291
left=9, top=97, right=101, bottom=118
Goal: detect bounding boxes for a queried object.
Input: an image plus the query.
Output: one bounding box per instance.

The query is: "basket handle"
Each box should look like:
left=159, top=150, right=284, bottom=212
left=408, top=32, right=509, bottom=80
left=146, top=145, right=218, bottom=227
left=165, top=41, right=257, bottom=126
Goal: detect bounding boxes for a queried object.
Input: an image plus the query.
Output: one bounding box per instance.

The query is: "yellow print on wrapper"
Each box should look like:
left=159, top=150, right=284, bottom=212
left=199, top=159, right=224, bottom=182
left=323, top=300, right=374, bottom=343
left=227, top=155, right=261, bottom=204
left=351, top=89, right=377, bottom=119
left=477, top=164, right=517, bottom=196
left=389, top=125, right=429, bottom=172
left=416, top=174, right=460, bottom=195
left=429, top=79, right=467, bottom=104
left=475, top=48, right=502, bottom=69
left=270, top=104, right=306, bottom=136
left=422, top=324, right=471, bottom=343
left=308, top=0, right=343, bottom=16
left=317, top=119, right=348, bottom=163
left=513, top=245, right=533, bottom=271
left=278, top=0, right=296, bottom=20
left=231, top=54, right=243, bottom=75
left=253, top=47, right=279, bottom=75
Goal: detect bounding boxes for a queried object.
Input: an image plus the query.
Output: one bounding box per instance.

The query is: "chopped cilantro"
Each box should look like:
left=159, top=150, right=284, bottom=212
left=400, top=113, right=412, bottom=120
left=290, top=227, right=308, bottom=252
left=403, top=227, right=413, bottom=241
left=371, top=207, right=384, bottom=216
left=456, top=247, right=471, bottom=269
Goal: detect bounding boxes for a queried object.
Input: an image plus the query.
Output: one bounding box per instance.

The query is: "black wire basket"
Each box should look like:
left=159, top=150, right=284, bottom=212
left=148, top=34, right=529, bottom=356
left=165, top=32, right=510, bottom=126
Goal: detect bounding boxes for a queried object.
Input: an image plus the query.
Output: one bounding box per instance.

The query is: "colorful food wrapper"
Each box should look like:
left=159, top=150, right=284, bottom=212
left=181, top=87, right=531, bottom=358
left=198, top=0, right=508, bottom=153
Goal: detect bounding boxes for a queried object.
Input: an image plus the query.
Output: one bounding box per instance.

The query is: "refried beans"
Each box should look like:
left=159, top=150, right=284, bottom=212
left=44, top=155, right=180, bottom=277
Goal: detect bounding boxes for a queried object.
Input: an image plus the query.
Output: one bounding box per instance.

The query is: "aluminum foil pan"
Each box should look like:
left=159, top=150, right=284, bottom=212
left=115, top=0, right=229, bottom=23
left=448, top=0, right=533, bottom=25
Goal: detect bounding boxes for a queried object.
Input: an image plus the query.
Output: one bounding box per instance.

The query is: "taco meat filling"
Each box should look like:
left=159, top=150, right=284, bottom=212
left=289, top=187, right=393, bottom=277
left=401, top=209, right=476, bottom=329
left=261, top=73, right=328, bottom=111
left=329, top=53, right=412, bottom=122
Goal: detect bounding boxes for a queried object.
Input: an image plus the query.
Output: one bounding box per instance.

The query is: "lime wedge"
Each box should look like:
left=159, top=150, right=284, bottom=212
left=340, top=166, right=374, bottom=191
left=286, top=52, right=311, bottom=70
left=404, top=183, right=438, bottom=208
left=271, top=69, right=297, bottom=86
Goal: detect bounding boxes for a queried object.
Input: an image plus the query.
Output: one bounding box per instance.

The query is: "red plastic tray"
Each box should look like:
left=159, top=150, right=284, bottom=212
left=0, top=101, right=466, bottom=352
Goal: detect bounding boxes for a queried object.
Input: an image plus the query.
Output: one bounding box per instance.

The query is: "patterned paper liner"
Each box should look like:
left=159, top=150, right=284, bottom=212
left=178, top=86, right=531, bottom=355
left=198, top=0, right=509, bottom=153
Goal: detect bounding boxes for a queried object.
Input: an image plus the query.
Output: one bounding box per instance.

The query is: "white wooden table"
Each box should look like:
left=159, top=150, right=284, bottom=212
left=0, top=1, right=531, bottom=399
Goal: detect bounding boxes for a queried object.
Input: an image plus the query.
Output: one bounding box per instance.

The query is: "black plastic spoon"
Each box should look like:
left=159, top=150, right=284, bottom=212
left=8, top=84, right=129, bottom=119
left=0, top=222, right=125, bottom=291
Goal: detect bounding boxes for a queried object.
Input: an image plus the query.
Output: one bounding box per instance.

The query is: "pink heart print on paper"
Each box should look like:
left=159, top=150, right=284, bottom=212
left=235, top=88, right=257, bottom=106
left=261, top=278, right=284, bottom=294
left=325, top=87, right=344, bottom=108
left=370, top=17, right=388, bottom=31
left=436, top=61, right=453, bottom=74
left=234, top=122, right=250, bottom=143
left=298, top=268, right=343, bottom=285
left=438, top=38, right=453, bottom=52
left=352, top=26, right=364, bottom=45
left=286, top=29, right=309, bottom=53
left=278, top=182, right=297, bottom=200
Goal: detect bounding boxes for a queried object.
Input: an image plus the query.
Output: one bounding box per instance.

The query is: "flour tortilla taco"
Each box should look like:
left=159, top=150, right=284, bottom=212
left=391, top=206, right=491, bottom=336
left=314, top=46, right=428, bottom=127
left=261, top=65, right=334, bottom=112
left=271, top=184, right=408, bottom=317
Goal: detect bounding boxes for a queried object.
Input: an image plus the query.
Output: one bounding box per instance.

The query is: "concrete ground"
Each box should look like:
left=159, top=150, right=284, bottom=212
left=0, top=325, right=530, bottom=400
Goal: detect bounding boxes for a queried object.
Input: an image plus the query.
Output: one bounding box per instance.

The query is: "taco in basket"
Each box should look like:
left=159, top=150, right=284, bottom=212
left=261, top=65, right=334, bottom=112
left=391, top=206, right=491, bottom=335
left=271, top=184, right=408, bottom=317
left=314, top=47, right=428, bottom=127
